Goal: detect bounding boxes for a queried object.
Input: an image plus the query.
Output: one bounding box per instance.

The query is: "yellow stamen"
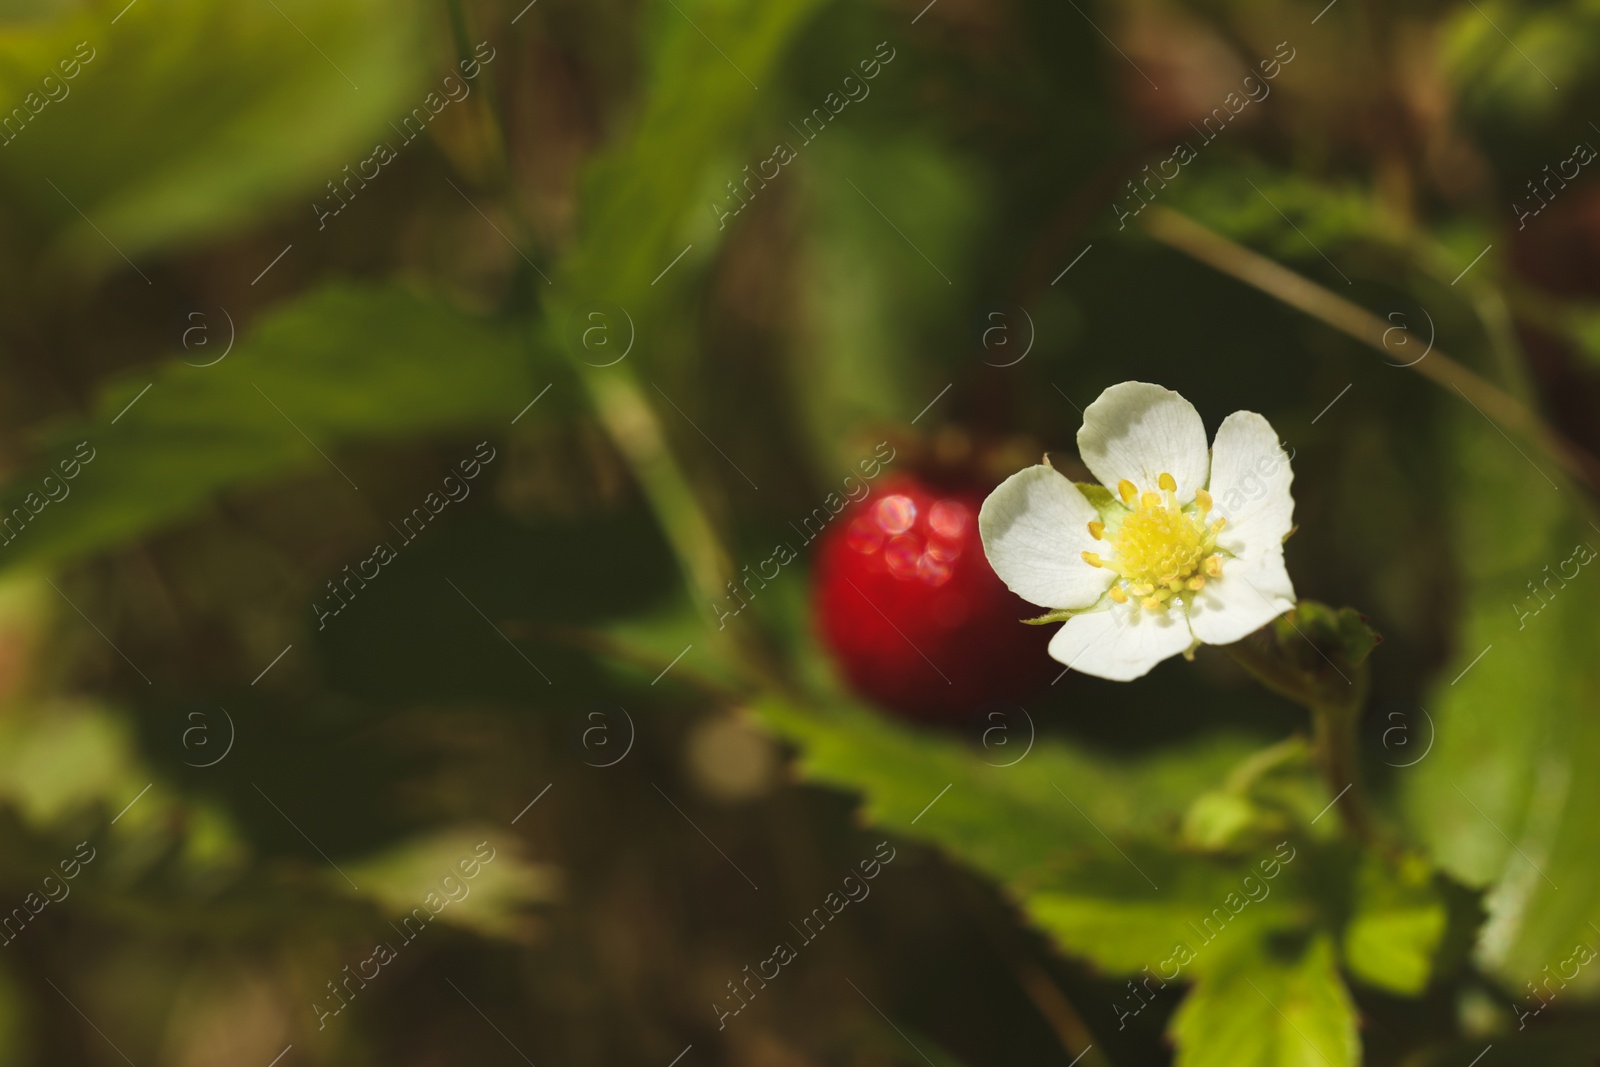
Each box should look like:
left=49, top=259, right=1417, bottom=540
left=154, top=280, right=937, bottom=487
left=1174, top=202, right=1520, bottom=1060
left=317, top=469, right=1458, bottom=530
left=1086, top=478, right=1228, bottom=612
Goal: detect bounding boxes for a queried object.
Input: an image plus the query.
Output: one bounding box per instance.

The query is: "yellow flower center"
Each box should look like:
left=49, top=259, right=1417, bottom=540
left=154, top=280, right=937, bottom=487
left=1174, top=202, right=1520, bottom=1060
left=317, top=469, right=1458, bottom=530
left=1081, top=473, right=1226, bottom=612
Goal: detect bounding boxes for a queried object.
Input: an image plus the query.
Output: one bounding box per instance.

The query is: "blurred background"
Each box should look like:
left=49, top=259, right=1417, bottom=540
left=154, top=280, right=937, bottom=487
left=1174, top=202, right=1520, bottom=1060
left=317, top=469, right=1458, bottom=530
left=2, top=0, right=1600, bottom=1063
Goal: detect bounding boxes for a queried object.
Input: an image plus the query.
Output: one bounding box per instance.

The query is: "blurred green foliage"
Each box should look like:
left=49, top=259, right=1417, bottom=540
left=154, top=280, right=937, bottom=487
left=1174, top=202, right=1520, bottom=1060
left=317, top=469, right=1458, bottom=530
left=3, top=0, right=1600, bottom=1063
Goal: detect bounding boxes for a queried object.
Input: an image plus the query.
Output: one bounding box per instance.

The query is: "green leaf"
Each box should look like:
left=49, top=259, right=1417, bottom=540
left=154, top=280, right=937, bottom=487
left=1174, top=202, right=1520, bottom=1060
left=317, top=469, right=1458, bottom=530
left=0, top=697, right=142, bottom=828
left=756, top=696, right=1290, bottom=971
left=1170, top=936, right=1360, bottom=1067
left=557, top=0, right=832, bottom=307
left=1559, top=303, right=1600, bottom=367
left=0, top=640, right=249, bottom=879
left=0, top=0, right=433, bottom=269
left=338, top=828, right=559, bottom=944
left=1164, top=169, right=1394, bottom=266
left=0, top=283, right=555, bottom=573
left=1341, top=853, right=1448, bottom=996
left=783, top=134, right=987, bottom=461
left=758, top=697, right=1262, bottom=870
left=1441, top=2, right=1587, bottom=117
left=539, top=0, right=838, bottom=620
left=1027, top=845, right=1310, bottom=976
left=1403, top=401, right=1600, bottom=993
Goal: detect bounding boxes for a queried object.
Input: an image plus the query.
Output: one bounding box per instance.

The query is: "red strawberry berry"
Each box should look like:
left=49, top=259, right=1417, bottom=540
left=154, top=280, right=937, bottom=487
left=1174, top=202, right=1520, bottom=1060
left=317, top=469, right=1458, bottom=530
left=812, top=474, right=1055, bottom=720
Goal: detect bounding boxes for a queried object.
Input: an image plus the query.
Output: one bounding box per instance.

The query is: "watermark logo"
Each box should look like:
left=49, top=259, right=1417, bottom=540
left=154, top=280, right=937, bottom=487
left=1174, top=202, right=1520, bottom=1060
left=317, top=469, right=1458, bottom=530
left=1380, top=306, right=1434, bottom=369
left=1375, top=703, right=1434, bottom=768
left=979, top=308, right=1035, bottom=368
left=567, top=303, right=634, bottom=367
left=177, top=304, right=235, bottom=368
left=579, top=704, right=635, bottom=768
left=181, top=707, right=235, bottom=768
left=1513, top=542, right=1596, bottom=630
left=969, top=701, right=1035, bottom=767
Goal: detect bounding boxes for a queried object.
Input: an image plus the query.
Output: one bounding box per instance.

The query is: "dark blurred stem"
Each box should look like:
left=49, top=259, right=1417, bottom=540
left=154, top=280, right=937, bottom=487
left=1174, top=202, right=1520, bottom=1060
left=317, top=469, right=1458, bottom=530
left=584, top=373, right=732, bottom=605
left=444, top=0, right=472, bottom=55
left=575, top=367, right=788, bottom=691
left=443, top=0, right=514, bottom=189
left=1311, top=695, right=1375, bottom=844
left=455, top=59, right=773, bottom=685
left=1140, top=205, right=1600, bottom=493
left=517, top=621, right=746, bottom=701
left=437, top=1, right=780, bottom=691
left=950, top=875, right=1114, bottom=1067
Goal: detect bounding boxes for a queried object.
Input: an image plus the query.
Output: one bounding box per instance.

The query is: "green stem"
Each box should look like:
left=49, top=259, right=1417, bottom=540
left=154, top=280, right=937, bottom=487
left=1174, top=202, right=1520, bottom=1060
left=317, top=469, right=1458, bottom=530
left=1142, top=206, right=1598, bottom=492
left=581, top=371, right=733, bottom=615
left=1223, top=638, right=1376, bottom=843
left=1310, top=694, right=1375, bottom=844
left=1223, top=734, right=1309, bottom=795
left=566, top=351, right=786, bottom=692
left=442, top=0, right=513, bottom=189
left=457, top=4, right=787, bottom=695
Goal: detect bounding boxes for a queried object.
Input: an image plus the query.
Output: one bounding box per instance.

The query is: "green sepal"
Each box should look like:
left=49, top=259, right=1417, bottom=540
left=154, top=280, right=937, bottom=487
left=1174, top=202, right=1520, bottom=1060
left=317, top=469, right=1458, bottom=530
left=1076, top=480, right=1118, bottom=512
left=1225, top=601, right=1382, bottom=712
left=1076, top=481, right=1131, bottom=535
left=1021, top=608, right=1079, bottom=626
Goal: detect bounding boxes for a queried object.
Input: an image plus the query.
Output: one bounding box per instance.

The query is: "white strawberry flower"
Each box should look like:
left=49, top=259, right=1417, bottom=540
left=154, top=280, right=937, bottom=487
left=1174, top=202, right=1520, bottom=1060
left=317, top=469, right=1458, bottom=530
left=979, top=381, right=1296, bottom=681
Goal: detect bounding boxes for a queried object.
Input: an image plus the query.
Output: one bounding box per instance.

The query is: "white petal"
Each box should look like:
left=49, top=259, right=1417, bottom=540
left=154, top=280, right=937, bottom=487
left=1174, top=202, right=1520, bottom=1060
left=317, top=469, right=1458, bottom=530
left=1047, top=598, right=1194, bottom=681
left=1207, top=410, right=1295, bottom=560
left=979, top=465, right=1114, bottom=610
left=1186, top=551, right=1296, bottom=646
left=1077, top=382, right=1210, bottom=504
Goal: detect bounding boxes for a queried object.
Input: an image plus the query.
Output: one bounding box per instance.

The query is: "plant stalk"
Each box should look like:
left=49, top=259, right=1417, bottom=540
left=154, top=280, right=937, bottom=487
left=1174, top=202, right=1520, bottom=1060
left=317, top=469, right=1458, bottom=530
left=1310, top=695, right=1375, bottom=844
left=1141, top=205, right=1598, bottom=492
left=1223, top=637, right=1377, bottom=843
